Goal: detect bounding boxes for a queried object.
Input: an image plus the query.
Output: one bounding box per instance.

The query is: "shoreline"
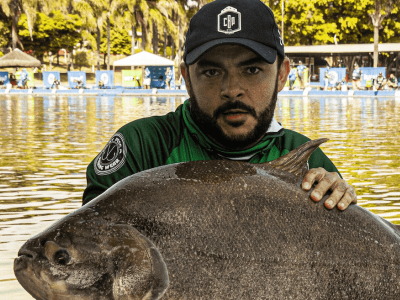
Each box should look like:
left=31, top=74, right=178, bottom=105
left=1, top=88, right=399, bottom=98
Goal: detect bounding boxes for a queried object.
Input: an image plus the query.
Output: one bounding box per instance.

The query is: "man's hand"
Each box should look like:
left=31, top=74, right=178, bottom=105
left=301, top=167, right=357, bottom=210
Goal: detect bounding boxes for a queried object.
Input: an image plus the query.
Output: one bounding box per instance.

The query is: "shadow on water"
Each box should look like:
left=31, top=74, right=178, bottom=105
left=1, top=95, right=400, bottom=298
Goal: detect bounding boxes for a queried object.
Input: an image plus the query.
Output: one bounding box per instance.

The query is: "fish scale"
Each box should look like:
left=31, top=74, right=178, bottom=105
left=14, top=139, right=400, bottom=300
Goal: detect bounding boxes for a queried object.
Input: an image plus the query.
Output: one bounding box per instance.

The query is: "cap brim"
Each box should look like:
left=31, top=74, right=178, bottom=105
left=185, top=38, right=277, bottom=65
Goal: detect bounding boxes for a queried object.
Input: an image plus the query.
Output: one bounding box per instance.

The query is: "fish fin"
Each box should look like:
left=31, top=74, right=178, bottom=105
left=110, top=224, right=169, bottom=300
left=267, top=138, right=329, bottom=178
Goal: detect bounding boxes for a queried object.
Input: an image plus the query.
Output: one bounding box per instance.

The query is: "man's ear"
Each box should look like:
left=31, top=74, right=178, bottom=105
left=277, top=57, right=290, bottom=92
left=180, top=62, right=192, bottom=95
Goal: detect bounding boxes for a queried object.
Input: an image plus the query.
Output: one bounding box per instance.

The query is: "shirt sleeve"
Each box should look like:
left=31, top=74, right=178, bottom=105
left=82, top=111, right=183, bottom=205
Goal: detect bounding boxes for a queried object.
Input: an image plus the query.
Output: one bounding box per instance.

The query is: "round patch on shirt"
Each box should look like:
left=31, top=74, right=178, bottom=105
left=94, top=132, right=127, bottom=175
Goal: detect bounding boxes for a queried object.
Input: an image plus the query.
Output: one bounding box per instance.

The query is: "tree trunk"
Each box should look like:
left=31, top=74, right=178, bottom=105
left=152, top=21, right=158, bottom=54
left=141, top=23, right=146, bottom=51
left=97, top=23, right=101, bottom=70
left=163, top=28, right=167, bottom=57
left=107, top=12, right=110, bottom=71
left=171, top=36, right=175, bottom=60
left=373, top=25, right=379, bottom=67
left=131, top=25, right=135, bottom=54
left=177, top=17, right=182, bottom=78
left=70, top=50, right=74, bottom=70
left=11, top=3, right=23, bottom=50
left=370, top=0, right=382, bottom=68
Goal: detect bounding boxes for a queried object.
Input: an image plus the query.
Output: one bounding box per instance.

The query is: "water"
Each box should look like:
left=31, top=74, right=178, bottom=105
left=1, top=95, right=400, bottom=298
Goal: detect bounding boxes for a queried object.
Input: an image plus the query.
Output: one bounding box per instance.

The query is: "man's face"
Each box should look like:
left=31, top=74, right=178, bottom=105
left=181, top=45, right=289, bottom=150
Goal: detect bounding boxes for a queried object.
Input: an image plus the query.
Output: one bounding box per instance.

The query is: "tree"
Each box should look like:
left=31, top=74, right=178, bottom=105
left=72, top=0, right=108, bottom=70
left=18, top=11, right=82, bottom=60
left=0, top=0, right=62, bottom=50
left=369, top=0, right=400, bottom=67
left=99, top=16, right=131, bottom=56
left=0, top=18, right=11, bottom=49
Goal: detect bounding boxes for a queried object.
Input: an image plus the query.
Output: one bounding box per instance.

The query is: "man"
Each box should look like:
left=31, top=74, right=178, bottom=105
left=340, top=77, right=348, bottom=91
left=352, top=63, right=362, bottom=90
left=165, top=67, right=173, bottom=89
left=323, top=66, right=331, bottom=91
left=288, top=66, right=297, bottom=90
left=158, top=75, right=166, bottom=89
left=135, top=76, right=141, bottom=87
left=374, top=72, right=386, bottom=90
left=18, top=68, right=28, bottom=89
left=83, top=0, right=356, bottom=212
left=296, top=61, right=306, bottom=89
left=144, top=67, right=151, bottom=89
left=387, top=74, right=398, bottom=90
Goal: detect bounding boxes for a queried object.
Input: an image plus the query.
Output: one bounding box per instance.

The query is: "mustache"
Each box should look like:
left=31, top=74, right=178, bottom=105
left=213, top=101, right=257, bottom=119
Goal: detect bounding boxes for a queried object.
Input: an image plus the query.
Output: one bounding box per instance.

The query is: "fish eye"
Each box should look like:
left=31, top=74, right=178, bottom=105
left=54, top=250, right=70, bottom=266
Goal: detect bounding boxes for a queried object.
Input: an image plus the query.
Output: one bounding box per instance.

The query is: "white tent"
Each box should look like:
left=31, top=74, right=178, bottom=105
left=113, top=51, right=174, bottom=68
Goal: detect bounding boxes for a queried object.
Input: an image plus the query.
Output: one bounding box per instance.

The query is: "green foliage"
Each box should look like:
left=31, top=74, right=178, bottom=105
left=267, top=0, right=400, bottom=45
left=18, top=11, right=83, bottom=56
left=99, top=18, right=131, bottom=55
left=0, top=19, right=10, bottom=48
left=74, top=50, right=90, bottom=70
left=158, top=45, right=173, bottom=56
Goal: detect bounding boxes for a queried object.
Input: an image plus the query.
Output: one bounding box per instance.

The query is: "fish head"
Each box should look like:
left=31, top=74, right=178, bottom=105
left=14, top=213, right=169, bottom=300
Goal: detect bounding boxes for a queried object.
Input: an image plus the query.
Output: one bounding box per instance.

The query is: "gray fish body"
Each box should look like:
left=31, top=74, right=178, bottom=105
left=15, top=140, right=400, bottom=299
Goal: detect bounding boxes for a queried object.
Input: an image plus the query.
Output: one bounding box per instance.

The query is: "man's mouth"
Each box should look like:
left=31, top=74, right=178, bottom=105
left=222, top=110, right=249, bottom=121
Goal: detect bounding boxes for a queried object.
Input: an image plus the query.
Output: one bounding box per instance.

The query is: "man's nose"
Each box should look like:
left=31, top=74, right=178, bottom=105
left=220, top=72, right=244, bottom=100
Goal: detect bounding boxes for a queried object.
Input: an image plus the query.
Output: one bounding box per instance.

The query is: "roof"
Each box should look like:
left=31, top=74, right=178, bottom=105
left=0, top=48, right=41, bottom=68
left=113, top=51, right=174, bottom=67
left=285, top=43, right=400, bottom=56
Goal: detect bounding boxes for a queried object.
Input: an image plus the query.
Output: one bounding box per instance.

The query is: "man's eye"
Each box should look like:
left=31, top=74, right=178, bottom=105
left=246, top=67, right=260, bottom=74
left=204, top=69, right=219, bottom=76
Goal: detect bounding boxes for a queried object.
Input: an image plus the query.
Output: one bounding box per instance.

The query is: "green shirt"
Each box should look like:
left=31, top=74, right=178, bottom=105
left=83, top=100, right=339, bottom=205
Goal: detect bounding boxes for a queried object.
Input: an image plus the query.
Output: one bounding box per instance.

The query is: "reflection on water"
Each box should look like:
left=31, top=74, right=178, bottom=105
left=1, top=95, right=400, bottom=298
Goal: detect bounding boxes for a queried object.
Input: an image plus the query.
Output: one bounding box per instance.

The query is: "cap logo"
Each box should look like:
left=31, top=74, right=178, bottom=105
left=218, top=6, right=241, bottom=35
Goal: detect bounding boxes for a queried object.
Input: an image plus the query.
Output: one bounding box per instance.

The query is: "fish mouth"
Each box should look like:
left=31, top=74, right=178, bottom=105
left=14, top=248, right=38, bottom=272
left=14, top=253, right=49, bottom=300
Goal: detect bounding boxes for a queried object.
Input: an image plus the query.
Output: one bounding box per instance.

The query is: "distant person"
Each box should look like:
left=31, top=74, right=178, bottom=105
left=340, top=78, right=348, bottom=91
left=387, top=74, right=398, bottom=90
left=374, top=72, right=386, bottom=90
left=15, top=68, right=21, bottom=84
left=158, top=75, right=166, bottom=89
left=352, top=63, right=362, bottom=90
left=144, top=67, right=151, bottom=89
left=297, top=61, right=306, bottom=89
left=288, top=67, right=297, bottom=90
left=135, top=76, right=141, bottom=88
left=165, top=67, right=173, bottom=89
left=324, top=66, right=331, bottom=90
left=18, top=68, right=28, bottom=89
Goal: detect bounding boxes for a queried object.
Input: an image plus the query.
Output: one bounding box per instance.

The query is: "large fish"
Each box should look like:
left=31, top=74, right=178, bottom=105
left=14, top=139, right=400, bottom=299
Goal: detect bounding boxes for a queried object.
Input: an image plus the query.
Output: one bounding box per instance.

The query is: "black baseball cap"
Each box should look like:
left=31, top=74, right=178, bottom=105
left=183, top=0, right=285, bottom=65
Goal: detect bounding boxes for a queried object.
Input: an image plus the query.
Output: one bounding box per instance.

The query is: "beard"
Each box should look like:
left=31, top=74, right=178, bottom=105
left=188, top=76, right=279, bottom=151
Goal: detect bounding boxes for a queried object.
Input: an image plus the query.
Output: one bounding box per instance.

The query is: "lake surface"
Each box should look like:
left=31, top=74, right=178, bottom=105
left=1, top=95, right=400, bottom=298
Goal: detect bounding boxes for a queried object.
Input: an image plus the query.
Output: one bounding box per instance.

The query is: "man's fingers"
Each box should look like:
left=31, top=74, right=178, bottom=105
left=336, top=186, right=358, bottom=210
left=310, top=172, right=341, bottom=202
left=324, top=182, right=350, bottom=209
left=302, top=167, right=326, bottom=191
